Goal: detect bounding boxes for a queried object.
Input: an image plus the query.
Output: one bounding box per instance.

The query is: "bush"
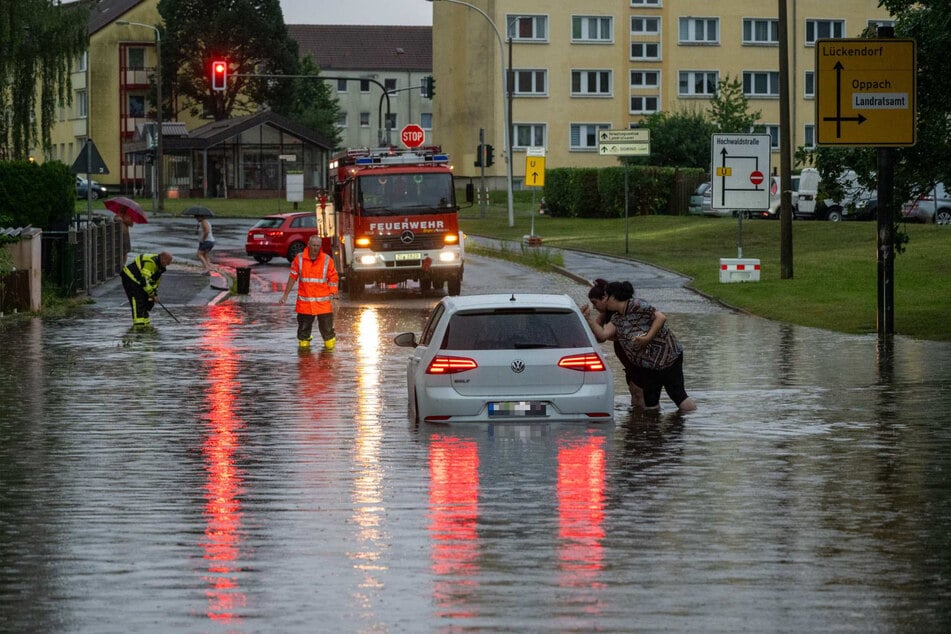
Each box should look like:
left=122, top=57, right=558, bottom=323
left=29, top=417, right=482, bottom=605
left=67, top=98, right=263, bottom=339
left=0, top=160, right=74, bottom=229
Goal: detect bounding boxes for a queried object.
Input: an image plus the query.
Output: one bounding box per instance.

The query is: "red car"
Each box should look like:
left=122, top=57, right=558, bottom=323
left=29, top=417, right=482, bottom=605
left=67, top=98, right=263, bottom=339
left=245, top=212, right=318, bottom=264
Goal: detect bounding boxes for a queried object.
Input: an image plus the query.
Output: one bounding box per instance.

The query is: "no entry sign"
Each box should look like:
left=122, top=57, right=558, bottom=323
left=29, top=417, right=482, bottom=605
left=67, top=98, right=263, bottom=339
left=401, top=124, right=425, bottom=148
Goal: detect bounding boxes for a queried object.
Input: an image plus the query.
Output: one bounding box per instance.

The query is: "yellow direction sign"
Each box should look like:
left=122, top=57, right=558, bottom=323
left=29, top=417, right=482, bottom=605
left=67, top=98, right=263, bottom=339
left=525, top=155, right=545, bottom=187
left=815, top=38, right=916, bottom=147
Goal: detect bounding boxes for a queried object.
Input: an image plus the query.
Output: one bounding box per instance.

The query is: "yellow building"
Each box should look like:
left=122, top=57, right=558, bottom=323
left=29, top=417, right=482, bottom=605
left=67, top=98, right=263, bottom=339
left=431, top=0, right=894, bottom=184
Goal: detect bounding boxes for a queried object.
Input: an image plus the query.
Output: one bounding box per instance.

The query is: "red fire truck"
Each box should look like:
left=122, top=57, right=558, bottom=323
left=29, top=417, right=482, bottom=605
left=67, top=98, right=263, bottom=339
left=327, top=146, right=466, bottom=298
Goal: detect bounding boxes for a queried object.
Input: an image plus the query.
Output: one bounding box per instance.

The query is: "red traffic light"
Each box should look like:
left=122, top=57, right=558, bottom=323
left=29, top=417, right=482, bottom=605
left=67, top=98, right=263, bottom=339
left=211, top=60, right=227, bottom=91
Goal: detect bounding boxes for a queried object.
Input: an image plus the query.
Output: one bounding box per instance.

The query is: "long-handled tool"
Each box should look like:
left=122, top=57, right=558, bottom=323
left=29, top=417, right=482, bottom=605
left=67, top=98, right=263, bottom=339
left=155, top=298, right=181, bottom=323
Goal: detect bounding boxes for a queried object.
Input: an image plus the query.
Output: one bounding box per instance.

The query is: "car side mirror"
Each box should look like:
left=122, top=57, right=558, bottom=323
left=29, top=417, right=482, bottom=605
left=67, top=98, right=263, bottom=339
left=394, top=332, right=418, bottom=348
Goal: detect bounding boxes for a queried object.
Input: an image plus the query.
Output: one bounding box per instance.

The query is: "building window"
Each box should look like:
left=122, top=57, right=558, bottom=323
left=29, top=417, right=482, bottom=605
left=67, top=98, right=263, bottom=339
left=630, top=70, right=660, bottom=88
left=513, top=69, right=547, bottom=96
left=573, top=16, right=612, bottom=42
left=630, top=0, right=661, bottom=6
left=679, top=17, right=718, bottom=44
left=631, top=16, right=660, bottom=35
left=384, top=78, right=397, bottom=94
left=337, top=79, right=348, bottom=92
left=385, top=113, right=398, bottom=130
left=359, top=112, right=371, bottom=127
left=804, top=71, right=815, bottom=98
left=571, top=70, right=612, bottom=96
left=803, top=124, right=815, bottom=149
left=679, top=71, right=718, bottom=97
left=77, top=52, right=87, bottom=72
left=421, top=113, right=432, bottom=130
left=743, top=71, right=780, bottom=97
left=514, top=123, right=546, bottom=149
left=76, top=89, right=87, bottom=118
left=360, top=79, right=370, bottom=93
left=570, top=123, right=610, bottom=151
left=743, top=19, right=779, bottom=45
left=630, top=96, right=659, bottom=114
left=868, top=19, right=895, bottom=31
left=631, top=42, right=660, bottom=60
left=128, top=95, right=145, bottom=117
left=335, top=112, right=348, bottom=128
left=805, top=19, right=844, bottom=45
left=507, top=15, right=548, bottom=42
left=127, top=47, right=145, bottom=69
left=752, top=124, right=780, bottom=149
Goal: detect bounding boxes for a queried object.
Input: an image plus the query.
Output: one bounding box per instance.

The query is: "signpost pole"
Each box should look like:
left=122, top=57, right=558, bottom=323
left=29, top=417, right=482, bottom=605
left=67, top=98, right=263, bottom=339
left=624, top=166, right=630, bottom=255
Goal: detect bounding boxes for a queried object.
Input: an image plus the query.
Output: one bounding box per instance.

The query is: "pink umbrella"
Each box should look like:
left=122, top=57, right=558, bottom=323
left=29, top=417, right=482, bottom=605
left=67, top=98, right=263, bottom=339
left=104, top=197, right=149, bottom=224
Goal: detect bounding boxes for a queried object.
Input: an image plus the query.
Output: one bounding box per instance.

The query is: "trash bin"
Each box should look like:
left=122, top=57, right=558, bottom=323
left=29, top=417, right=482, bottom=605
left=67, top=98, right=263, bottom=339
left=236, top=267, right=251, bottom=294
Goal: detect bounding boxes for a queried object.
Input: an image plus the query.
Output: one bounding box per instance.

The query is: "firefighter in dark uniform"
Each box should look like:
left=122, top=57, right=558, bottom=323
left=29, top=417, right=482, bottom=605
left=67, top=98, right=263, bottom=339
left=122, top=252, right=173, bottom=327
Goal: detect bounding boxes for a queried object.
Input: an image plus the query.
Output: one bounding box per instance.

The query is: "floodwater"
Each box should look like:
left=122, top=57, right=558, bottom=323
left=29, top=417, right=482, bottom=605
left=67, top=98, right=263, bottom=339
left=2, top=296, right=951, bottom=632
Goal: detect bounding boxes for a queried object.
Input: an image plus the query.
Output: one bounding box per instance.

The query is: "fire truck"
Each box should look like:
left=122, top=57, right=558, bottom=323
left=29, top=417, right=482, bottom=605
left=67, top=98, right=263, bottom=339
left=326, top=146, right=466, bottom=298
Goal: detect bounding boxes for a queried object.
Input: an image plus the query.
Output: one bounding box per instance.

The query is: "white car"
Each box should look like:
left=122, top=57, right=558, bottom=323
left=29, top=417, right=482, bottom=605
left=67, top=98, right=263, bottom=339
left=394, top=294, right=614, bottom=424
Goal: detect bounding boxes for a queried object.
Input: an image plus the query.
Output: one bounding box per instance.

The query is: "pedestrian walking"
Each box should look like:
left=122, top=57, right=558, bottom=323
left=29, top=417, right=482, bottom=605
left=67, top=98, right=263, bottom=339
left=584, top=280, right=697, bottom=413
left=582, top=278, right=646, bottom=409
left=279, top=235, right=339, bottom=350
left=196, top=216, right=215, bottom=273
left=121, top=251, right=173, bottom=328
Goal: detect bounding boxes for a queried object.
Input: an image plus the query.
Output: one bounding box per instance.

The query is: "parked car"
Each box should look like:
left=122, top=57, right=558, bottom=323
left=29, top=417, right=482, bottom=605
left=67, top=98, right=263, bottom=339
left=394, top=293, right=614, bottom=424
left=688, top=182, right=712, bottom=215
left=75, top=176, right=108, bottom=200
left=245, top=211, right=319, bottom=263
left=802, top=169, right=876, bottom=222
left=902, top=183, right=951, bottom=224
left=752, top=174, right=802, bottom=219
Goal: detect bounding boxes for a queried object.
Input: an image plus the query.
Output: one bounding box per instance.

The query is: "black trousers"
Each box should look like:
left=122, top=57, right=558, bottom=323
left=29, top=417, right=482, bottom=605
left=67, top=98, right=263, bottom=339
left=297, top=312, right=335, bottom=342
left=121, top=275, right=154, bottom=324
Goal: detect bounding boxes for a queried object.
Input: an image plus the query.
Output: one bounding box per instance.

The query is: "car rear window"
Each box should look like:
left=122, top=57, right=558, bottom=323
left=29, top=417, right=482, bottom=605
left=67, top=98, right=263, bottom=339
left=291, top=215, right=317, bottom=228
left=441, top=309, right=591, bottom=350
left=251, top=218, right=285, bottom=229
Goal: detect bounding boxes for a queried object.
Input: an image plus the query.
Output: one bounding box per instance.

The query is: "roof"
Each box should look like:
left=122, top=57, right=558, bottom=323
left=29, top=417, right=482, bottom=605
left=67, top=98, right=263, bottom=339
left=86, top=0, right=143, bottom=35
left=288, top=25, right=432, bottom=72
left=184, top=110, right=333, bottom=149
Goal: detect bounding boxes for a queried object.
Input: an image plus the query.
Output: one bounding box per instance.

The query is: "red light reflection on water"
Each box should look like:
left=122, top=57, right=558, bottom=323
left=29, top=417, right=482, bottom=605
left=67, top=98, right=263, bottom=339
left=556, top=435, right=606, bottom=596
left=199, top=303, right=247, bottom=623
left=428, top=435, right=480, bottom=618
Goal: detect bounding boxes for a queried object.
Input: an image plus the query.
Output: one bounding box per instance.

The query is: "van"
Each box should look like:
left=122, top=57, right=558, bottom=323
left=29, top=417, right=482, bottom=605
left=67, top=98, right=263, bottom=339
left=797, top=169, right=876, bottom=221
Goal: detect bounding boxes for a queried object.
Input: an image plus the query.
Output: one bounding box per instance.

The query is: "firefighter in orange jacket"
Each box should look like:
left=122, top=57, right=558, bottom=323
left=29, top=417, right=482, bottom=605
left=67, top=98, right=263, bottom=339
left=280, top=235, right=339, bottom=350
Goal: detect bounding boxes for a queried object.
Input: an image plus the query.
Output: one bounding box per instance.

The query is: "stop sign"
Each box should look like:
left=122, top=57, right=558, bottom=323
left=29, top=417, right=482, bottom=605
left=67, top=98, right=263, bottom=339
left=400, top=124, right=426, bottom=148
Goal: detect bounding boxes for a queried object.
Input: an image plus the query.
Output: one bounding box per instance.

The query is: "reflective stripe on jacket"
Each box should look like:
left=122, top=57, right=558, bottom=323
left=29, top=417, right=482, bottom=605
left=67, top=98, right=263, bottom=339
left=291, top=250, right=338, bottom=315
left=122, top=253, right=165, bottom=295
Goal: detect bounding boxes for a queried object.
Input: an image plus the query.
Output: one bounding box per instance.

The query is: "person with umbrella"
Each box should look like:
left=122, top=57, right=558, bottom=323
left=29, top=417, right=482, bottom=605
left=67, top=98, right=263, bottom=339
left=121, top=251, right=173, bottom=328
left=104, top=197, right=149, bottom=263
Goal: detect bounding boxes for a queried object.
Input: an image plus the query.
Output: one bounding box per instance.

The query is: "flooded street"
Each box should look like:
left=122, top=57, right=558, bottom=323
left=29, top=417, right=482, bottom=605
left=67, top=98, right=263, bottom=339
left=2, top=251, right=951, bottom=631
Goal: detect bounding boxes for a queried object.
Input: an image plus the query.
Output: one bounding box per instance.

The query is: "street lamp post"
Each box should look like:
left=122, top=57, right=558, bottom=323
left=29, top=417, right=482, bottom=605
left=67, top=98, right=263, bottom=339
left=116, top=21, right=163, bottom=212
left=427, top=0, right=515, bottom=227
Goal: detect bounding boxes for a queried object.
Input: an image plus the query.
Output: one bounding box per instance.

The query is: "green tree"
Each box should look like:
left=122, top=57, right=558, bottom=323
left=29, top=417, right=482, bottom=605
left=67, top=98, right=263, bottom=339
left=0, top=0, right=89, bottom=159
left=158, top=0, right=299, bottom=121
left=708, top=75, right=761, bottom=133
left=641, top=110, right=716, bottom=169
left=278, top=55, right=342, bottom=149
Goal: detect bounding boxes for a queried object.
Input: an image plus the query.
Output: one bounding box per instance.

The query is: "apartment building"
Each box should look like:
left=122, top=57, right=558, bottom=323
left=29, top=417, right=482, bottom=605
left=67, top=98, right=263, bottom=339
left=430, top=0, right=894, bottom=184
left=289, top=25, right=434, bottom=150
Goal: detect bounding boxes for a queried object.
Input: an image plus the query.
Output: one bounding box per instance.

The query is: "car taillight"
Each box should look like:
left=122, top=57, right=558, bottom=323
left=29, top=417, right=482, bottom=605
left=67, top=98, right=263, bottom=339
left=426, top=355, right=478, bottom=374
left=558, top=353, right=606, bottom=372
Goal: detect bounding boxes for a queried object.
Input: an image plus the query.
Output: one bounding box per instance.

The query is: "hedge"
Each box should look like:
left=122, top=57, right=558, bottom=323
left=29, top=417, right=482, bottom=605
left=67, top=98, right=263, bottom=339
left=0, top=160, right=74, bottom=229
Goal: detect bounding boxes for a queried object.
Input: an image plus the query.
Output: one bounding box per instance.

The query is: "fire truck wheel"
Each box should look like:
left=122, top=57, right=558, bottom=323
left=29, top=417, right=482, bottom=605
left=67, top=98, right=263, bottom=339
left=347, top=274, right=363, bottom=299
left=419, top=277, right=433, bottom=293
left=448, top=277, right=462, bottom=296
left=286, top=241, right=306, bottom=262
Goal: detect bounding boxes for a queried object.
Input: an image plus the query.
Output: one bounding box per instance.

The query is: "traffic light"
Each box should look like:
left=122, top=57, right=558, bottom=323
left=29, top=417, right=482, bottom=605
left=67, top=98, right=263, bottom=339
left=211, top=60, right=227, bottom=91
left=474, top=143, right=484, bottom=167
left=423, top=75, right=435, bottom=99
left=484, top=144, right=494, bottom=167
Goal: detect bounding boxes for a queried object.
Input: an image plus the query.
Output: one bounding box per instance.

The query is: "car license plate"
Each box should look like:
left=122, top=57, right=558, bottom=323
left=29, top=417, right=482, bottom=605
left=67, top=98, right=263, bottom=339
left=395, top=252, right=421, bottom=261
left=253, top=233, right=265, bottom=240
left=488, top=401, right=547, bottom=417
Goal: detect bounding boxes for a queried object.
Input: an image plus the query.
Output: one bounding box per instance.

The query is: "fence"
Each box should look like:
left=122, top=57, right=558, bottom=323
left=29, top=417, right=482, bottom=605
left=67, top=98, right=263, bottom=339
left=42, top=215, right=124, bottom=295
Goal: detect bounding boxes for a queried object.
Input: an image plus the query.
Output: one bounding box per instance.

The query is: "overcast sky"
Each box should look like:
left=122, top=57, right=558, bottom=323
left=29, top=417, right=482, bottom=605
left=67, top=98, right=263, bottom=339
left=279, top=0, right=432, bottom=25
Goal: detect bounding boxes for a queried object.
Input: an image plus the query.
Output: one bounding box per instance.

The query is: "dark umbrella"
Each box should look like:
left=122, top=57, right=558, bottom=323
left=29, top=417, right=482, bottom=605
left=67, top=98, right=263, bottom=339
left=103, top=197, right=149, bottom=224
left=182, top=205, right=215, bottom=218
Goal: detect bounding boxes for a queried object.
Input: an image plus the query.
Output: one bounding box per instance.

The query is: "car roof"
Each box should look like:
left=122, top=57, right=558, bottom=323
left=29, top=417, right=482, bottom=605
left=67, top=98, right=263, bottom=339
left=260, top=211, right=313, bottom=219
left=440, top=293, right=578, bottom=312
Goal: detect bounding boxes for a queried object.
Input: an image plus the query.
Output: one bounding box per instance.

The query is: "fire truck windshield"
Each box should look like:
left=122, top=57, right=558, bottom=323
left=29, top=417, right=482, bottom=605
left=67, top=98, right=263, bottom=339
left=357, top=173, right=455, bottom=216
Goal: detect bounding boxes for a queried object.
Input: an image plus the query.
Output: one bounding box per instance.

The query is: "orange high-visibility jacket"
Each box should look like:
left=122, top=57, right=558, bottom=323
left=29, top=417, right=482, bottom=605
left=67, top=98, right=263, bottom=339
left=290, top=250, right=338, bottom=315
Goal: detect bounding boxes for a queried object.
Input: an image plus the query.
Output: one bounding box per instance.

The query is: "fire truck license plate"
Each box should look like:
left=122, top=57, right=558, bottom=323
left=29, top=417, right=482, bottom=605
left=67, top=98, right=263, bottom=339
left=395, top=252, right=421, bottom=261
